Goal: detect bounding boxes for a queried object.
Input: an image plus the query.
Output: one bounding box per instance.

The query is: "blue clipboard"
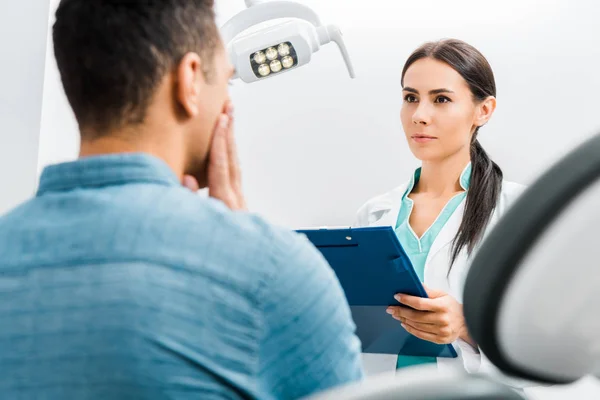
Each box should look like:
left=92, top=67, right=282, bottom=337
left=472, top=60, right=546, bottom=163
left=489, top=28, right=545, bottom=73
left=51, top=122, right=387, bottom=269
left=297, top=226, right=458, bottom=358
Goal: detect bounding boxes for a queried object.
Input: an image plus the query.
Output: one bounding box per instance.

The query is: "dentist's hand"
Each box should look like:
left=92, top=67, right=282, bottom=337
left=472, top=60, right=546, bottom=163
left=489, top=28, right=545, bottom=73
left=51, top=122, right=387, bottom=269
left=182, top=102, right=247, bottom=211
left=386, top=286, right=476, bottom=347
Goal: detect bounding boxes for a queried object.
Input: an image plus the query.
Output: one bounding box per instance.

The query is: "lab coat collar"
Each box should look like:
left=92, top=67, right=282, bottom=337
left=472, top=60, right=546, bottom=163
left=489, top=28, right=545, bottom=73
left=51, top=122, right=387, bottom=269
left=425, top=196, right=467, bottom=268
left=413, top=162, right=472, bottom=267
left=370, top=162, right=472, bottom=266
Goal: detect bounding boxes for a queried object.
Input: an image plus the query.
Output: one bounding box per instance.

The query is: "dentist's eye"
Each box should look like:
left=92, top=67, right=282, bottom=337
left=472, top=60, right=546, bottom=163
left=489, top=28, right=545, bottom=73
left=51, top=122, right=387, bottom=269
left=435, top=96, right=451, bottom=103
left=404, top=94, right=418, bottom=103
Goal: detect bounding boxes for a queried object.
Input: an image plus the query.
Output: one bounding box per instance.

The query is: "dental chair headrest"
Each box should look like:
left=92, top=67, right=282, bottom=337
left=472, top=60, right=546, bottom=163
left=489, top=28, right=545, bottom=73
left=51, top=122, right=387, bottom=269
left=302, top=364, right=527, bottom=400
left=464, top=132, right=600, bottom=385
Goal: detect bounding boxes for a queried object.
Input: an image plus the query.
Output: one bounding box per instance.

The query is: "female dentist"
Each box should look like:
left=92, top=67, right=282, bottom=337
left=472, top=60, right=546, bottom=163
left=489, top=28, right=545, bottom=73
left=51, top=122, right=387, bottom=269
left=355, top=39, right=527, bottom=380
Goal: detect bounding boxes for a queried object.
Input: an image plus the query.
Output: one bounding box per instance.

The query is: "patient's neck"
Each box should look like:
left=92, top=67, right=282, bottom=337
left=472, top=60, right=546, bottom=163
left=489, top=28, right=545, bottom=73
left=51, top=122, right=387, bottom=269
left=79, top=128, right=186, bottom=180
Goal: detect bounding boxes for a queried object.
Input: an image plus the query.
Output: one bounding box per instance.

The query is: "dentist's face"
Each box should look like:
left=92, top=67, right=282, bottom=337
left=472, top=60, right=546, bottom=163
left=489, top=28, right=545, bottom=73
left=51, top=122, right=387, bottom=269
left=400, top=57, right=479, bottom=162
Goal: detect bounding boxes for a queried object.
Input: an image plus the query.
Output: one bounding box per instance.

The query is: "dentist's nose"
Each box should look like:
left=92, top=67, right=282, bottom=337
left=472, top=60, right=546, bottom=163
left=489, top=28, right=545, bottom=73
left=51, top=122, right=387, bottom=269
left=412, top=103, right=432, bottom=126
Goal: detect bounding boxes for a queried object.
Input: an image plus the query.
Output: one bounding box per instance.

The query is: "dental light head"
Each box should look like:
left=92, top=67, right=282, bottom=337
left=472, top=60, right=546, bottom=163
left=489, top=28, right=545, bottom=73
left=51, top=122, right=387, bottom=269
left=221, top=0, right=355, bottom=83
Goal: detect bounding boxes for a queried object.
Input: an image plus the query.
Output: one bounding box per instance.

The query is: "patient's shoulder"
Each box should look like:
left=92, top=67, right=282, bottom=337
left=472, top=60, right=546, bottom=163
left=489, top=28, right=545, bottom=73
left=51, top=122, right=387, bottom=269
left=166, top=188, right=304, bottom=250
left=142, top=186, right=324, bottom=283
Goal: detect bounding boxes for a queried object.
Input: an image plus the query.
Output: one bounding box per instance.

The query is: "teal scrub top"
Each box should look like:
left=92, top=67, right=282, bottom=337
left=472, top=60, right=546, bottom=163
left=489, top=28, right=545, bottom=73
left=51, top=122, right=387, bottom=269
left=394, top=163, right=471, bottom=370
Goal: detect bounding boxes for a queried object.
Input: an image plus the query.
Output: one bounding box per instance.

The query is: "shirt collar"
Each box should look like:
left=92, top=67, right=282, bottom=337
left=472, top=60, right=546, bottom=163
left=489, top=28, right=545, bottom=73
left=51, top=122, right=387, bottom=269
left=403, top=162, right=472, bottom=199
left=37, top=153, right=180, bottom=196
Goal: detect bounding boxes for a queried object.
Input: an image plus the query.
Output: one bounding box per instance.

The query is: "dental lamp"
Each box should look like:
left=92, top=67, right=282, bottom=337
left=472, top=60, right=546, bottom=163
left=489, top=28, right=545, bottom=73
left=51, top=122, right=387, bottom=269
left=220, top=0, right=355, bottom=83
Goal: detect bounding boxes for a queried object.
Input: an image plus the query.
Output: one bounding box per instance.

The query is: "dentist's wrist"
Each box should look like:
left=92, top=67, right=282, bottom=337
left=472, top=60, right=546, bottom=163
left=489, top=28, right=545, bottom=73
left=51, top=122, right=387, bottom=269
left=459, top=325, right=477, bottom=348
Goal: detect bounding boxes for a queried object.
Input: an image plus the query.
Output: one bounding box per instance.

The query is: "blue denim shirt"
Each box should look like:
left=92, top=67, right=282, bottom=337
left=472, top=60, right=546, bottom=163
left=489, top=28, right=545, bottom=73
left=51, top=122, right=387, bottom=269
left=0, top=153, right=364, bottom=399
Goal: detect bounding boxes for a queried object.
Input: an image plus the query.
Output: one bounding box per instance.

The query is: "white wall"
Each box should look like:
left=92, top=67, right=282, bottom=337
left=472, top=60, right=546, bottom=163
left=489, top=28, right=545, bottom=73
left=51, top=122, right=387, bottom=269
left=0, top=0, right=51, bottom=213
left=20, top=0, right=600, bottom=398
left=37, top=0, right=79, bottom=177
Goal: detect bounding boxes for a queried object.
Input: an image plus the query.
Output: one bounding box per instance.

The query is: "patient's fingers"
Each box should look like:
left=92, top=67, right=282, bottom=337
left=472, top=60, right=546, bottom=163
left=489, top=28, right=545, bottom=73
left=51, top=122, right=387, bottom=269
left=224, top=103, right=246, bottom=210
left=208, top=115, right=235, bottom=205
left=207, top=112, right=246, bottom=211
left=182, top=175, right=200, bottom=192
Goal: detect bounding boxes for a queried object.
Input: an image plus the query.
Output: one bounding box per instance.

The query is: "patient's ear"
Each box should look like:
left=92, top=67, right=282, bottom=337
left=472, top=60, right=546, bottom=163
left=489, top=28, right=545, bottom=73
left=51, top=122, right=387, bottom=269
left=175, top=52, right=206, bottom=118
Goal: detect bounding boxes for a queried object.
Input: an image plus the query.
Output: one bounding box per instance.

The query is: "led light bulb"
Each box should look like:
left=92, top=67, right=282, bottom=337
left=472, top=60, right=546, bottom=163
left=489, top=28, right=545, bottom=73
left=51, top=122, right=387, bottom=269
left=270, top=60, right=282, bottom=73
left=253, top=51, right=266, bottom=64
left=265, top=47, right=278, bottom=61
left=258, top=64, right=271, bottom=76
left=278, top=43, right=291, bottom=56
left=281, top=56, right=294, bottom=69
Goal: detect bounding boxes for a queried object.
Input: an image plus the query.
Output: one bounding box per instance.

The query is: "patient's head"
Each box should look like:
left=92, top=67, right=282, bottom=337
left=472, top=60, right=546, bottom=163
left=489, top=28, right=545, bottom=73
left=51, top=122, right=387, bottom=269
left=53, top=0, right=234, bottom=186
left=400, top=39, right=497, bottom=163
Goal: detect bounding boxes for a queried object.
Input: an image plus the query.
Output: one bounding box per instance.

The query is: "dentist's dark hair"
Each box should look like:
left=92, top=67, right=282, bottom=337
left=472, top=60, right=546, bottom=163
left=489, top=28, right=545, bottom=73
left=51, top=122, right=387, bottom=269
left=401, top=39, right=503, bottom=270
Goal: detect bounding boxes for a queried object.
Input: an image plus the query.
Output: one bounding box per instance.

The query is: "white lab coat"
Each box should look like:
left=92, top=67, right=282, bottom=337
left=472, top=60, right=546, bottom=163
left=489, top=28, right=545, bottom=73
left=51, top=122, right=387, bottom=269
left=354, top=177, right=538, bottom=388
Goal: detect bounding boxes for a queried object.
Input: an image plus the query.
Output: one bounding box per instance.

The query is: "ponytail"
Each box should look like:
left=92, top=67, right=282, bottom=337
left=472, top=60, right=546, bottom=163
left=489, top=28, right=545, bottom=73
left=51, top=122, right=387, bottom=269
left=450, top=134, right=503, bottom=268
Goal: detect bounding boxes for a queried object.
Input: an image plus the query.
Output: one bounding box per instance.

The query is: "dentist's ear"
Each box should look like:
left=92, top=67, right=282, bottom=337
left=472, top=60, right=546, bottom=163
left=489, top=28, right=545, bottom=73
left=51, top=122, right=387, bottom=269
left=475, top=96, right=497, bottom=128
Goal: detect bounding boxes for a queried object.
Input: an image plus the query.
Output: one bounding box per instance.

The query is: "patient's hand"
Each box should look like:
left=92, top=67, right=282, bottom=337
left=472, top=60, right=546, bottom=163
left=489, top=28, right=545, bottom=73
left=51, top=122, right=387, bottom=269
left=182, top=101, right=247, bottom=211
left=386, top=286, right=476, bottom=347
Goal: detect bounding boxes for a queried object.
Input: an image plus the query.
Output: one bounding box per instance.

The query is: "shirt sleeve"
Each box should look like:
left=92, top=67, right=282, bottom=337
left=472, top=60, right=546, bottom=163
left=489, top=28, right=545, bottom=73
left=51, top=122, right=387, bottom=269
left=257, top=231, right=365, bottom=400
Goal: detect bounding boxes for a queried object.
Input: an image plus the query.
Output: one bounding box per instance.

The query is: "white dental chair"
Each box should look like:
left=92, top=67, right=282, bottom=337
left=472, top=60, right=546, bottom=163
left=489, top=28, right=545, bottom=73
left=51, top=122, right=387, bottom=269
left=303, top=132, right=600, bottom=399
left=303, top=365, right=526, bottom=399
left=463, top=131, right=600, bottom=385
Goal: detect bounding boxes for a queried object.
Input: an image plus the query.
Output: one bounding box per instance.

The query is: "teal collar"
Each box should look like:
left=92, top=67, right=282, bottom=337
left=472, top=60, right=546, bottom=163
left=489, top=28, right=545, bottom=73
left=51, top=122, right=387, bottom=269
left=403, top=162, right=472, bottom=199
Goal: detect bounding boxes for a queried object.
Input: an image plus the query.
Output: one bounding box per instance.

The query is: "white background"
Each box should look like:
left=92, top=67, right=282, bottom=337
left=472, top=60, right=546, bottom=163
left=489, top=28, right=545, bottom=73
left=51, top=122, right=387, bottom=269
left=0, top=0, right=50, bottom=212
left=3, top=0, right=600, bottom=398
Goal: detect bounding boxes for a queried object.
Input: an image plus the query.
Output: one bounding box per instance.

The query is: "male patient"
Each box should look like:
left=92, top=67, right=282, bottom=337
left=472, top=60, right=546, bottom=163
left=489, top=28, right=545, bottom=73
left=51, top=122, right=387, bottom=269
left=0, top=0, right=363, bottom=398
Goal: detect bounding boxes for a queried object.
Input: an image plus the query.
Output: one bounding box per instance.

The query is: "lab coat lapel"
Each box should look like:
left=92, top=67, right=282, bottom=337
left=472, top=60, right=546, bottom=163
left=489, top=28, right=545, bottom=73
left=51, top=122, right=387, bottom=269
left=369, top=201, right=400, bottom=227
left=425, top=197, right=466, bottom=267
left=365, top=184, right=407, bottom=227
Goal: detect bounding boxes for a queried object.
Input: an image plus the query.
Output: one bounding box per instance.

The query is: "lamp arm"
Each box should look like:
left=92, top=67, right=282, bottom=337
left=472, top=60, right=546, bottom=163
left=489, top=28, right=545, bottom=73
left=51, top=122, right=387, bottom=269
left=221, top=1, right=322, bottom=44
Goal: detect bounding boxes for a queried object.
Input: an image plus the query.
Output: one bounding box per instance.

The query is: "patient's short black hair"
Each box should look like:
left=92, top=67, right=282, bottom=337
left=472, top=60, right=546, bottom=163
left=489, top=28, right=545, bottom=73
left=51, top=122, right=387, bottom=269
left=53, top=0, right=219, bottom=136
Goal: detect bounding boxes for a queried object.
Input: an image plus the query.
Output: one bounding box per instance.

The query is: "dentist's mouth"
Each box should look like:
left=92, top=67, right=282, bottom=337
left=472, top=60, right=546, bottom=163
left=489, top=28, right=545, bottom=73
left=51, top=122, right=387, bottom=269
left=411, top=134, right=437, bottom=143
